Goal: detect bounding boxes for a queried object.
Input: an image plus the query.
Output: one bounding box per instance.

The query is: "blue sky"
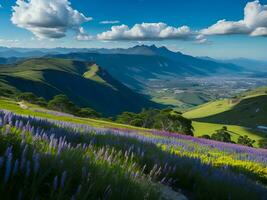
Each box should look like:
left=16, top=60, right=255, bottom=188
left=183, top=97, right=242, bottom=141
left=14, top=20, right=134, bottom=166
left=0, top=0, right=267, bottom=60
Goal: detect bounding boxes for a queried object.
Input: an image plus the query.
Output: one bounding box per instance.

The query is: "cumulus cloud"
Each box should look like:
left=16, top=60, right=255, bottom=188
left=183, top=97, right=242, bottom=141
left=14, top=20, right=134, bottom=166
left=76, top=27, right=93, bottom=41
left=201, top=0, right=267, bottom=36
left=97, top=22, right=196, bottom=41
left=11, top=0, right=92, bottom=39
left=100, top=20, right=120, bottom=24
left=195, top=34, right=209, bottom=44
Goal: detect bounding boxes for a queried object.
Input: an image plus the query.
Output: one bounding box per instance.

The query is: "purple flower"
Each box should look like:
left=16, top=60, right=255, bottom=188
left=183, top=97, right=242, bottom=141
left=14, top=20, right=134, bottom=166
left=13, top=159, right=19, bottom=176
left=53, top=176, right=58, bottom=191
left=60, top=171, right=67, bottom=189
left=4, top=153, right=13, bottom=184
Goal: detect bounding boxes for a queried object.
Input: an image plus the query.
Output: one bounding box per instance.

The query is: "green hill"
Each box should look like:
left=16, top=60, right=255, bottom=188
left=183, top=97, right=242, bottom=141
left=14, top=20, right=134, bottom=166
left=0, top=58, right=159, bottom=116
left=184, top=89, right=267, bottom=128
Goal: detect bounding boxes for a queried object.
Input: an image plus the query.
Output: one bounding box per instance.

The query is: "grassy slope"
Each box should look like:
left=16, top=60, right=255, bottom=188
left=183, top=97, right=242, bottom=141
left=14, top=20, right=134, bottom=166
left=1, top=97, right=264, bottom=147
left=184, top=95, right=267, bottom=127
left=183, top=99, right=234, bottom=119
left=192, top=121, right=264, bottom=146
left=183, top=89, right=267, bottom=146
left=0, top=58, right=158, bottom=116
left=184, top=87, right=267, bottom=121
left=0, top=98, right=148, bottom=131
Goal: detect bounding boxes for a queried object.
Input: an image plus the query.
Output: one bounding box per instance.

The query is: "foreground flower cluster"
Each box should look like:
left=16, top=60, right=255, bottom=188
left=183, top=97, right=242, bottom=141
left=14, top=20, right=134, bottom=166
left=0, top=110, right=266, bottom=200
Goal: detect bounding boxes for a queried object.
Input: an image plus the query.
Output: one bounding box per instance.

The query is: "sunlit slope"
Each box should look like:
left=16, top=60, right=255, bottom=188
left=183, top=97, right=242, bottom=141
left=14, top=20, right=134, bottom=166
left=0, top=58, right=159, bottom=116
left=184, top=93, right=267, bottom=128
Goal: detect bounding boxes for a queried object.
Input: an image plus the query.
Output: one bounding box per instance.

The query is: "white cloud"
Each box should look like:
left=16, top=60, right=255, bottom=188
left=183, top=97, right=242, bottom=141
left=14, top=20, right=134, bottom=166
left=76, top=27, right=93, bottom=41
left=97, top=22, right=196, bottom=41
left=11, top=0, right=92, bottom=39
left=195, top=34, right=209, bottom=44
left=201, top=0, right=267, bottom=36
left=100, top=20, right=120, bottom=24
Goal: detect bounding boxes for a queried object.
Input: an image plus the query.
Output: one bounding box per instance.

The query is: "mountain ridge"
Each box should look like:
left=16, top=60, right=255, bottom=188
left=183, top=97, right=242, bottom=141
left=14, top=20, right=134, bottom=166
left=0, top=58, right=159, bottom=116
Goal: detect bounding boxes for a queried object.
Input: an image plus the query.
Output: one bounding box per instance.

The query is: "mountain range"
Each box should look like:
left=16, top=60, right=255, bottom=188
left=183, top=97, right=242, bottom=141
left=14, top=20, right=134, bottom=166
left=48, top=45, right=246, bottom=90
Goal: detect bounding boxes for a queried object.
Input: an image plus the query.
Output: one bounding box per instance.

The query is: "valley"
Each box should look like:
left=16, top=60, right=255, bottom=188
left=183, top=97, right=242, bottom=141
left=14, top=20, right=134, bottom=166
left=0, top=45, right=266, bottom=200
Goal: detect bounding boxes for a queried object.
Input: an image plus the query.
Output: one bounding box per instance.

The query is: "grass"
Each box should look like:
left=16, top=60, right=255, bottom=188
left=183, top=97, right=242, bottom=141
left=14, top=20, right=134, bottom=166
left=183, top=99, right=234, bottom=119
left=192, top=121, right=264, bottom=147
left=151, top=96, right=184, bottom=107
left=83, top=64, right=108, bottom=85
left=0, top=97, right=148, bottom=131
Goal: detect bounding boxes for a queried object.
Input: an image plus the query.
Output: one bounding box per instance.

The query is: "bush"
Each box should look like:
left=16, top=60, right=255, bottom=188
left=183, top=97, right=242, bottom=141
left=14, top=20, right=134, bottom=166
left=48, top=94, right=78, bottom=114
left=76, top=107, right=102, bottom=118
left=16, top=92, right=38, bottom=103
left=211, top=127, right=232, bottom=143
left=48, top=95, right=102, bottom=119
left=199, top=135, right=211, bottom=139
left=259, top=139, right=267, bottom=149
left=16, top=92, right=47, bottom=107
left=116, top=109, right=194, bottom=136
left=237, top=135, right=255, bottom=147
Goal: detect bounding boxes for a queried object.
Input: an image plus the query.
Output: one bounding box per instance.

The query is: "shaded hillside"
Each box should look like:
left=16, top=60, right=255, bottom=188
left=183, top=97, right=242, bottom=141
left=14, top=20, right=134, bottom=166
left=0, top=58, right=159, bottom=116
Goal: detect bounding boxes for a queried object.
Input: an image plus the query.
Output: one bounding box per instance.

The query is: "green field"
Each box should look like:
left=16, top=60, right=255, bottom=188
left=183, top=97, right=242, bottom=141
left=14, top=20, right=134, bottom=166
left=192, top=121, right=264, bottom=147
left=182, top=90, right=267, bottom=147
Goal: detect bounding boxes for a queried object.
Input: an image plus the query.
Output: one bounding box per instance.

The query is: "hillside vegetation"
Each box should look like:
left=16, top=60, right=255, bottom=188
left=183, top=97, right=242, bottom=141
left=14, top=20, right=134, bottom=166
left=183, top=88, right=267, bottom=146
left=184, top=93, right=267, bottom=128
left=0, top=58, right=158, bottom=116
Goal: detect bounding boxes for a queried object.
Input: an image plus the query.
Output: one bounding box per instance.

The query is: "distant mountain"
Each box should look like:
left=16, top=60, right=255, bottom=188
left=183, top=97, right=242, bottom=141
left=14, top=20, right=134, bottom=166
left=200, top=56, right=267, bottom=72
left=223, top=58, right=267, bottom=72
left=0, top=46, right=93, bottom=58
left=0, top=58, right=159, bottom=116
left=49, top=45, right=245, bottom=90
left=0, top=57, right=22, bottom=65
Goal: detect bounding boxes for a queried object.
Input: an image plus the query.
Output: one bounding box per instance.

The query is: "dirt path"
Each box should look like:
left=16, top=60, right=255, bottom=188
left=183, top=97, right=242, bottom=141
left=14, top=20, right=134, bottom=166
left=18, top=102, right=28, bottom=109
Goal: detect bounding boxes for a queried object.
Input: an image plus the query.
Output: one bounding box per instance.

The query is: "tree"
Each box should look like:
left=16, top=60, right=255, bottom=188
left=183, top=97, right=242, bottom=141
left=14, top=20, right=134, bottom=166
left=211, top=127, right=232, bottom=143
left=199, top=135, right=211, bottom=139
left=116, top=108, right=194, bottom=136
left=76, top=108, right=101, bottom=118
left=48, top=94, right=78, bottom=114
left=237, top=135, right=255, bottom=147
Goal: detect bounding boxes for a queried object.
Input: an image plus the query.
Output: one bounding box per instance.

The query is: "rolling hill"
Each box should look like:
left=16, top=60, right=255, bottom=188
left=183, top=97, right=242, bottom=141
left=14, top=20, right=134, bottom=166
left=183, top=88, right=267, bottom=128
left=0, top=58, right=159, bottom=116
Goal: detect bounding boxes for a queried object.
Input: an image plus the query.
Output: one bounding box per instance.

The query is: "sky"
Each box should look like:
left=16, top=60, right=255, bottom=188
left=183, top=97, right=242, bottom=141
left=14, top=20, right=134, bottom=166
left=0, top=0, right=267, bottom=60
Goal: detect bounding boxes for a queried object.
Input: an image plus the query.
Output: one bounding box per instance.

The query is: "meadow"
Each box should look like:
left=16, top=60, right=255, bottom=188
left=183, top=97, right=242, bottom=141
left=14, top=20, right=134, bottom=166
left=0, top=110, right=266, bottom=200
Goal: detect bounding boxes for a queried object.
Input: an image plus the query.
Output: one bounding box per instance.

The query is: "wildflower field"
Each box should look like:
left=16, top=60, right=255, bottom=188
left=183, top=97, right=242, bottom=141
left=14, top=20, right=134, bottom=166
left=0, top=110, right=266, bottom=200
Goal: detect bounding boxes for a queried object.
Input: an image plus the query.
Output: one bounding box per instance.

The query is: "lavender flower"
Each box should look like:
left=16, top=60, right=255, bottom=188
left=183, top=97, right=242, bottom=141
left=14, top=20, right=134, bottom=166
left=53, top=176, right=58, bottom=191
left=4, top=153, right=13, bottom=184
left=13, top=159, right=19, bottom=176
left=60, top=171, right=67, bottom=189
